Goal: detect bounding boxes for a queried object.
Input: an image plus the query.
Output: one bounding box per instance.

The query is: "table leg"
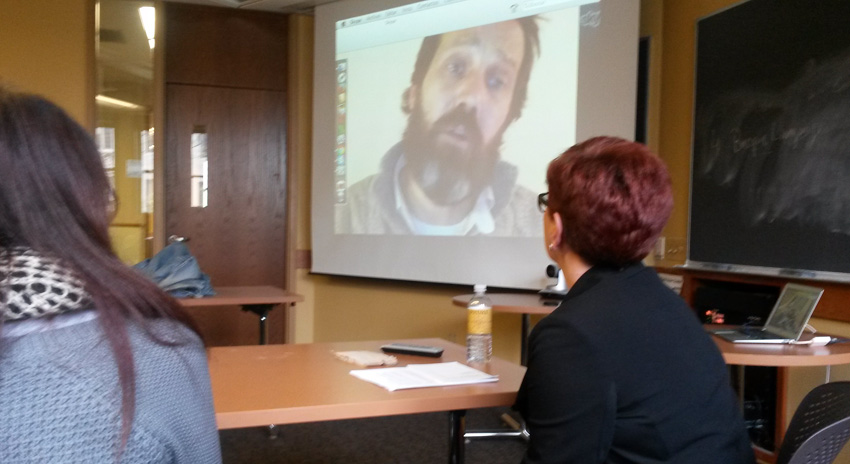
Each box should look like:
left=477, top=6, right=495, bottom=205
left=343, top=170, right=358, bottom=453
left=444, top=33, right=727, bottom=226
left=521, top=314, right=530, bottom=367
left=737, top=365, right=745, bottom=413
left=241, top=304, right=274, bottom=345
left=449, top=410, right=467, bottom=464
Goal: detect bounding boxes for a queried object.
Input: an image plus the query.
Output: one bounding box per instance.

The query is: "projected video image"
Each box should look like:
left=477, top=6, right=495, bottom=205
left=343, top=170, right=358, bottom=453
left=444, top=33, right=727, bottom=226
left=334, top=8, right=580, bottom=237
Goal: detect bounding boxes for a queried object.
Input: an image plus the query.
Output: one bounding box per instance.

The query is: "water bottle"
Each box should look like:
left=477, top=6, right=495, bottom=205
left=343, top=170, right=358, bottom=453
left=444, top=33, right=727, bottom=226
left=467, top=284, right=492, bottom=363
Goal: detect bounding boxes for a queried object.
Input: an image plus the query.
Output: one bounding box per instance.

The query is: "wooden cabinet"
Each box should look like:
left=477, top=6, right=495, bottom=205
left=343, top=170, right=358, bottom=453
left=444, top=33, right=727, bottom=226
left=675, top=268, right=850, bottom=324
left=165, top=2, right=288, bottom=91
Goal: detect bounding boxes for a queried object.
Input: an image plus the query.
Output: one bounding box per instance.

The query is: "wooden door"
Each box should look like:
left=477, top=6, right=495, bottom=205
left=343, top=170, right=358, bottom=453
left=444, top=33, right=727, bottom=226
left=165, top=84, right=287, bottom=345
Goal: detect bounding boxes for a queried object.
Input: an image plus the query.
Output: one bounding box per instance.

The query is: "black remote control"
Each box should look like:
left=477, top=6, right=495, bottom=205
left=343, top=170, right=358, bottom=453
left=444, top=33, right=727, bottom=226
left=380, top=343, right=444, bottom=357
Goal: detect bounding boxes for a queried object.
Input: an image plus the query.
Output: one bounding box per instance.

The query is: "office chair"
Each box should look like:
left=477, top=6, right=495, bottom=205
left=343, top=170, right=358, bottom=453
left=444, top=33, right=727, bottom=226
left=775, top=381, right=850, bottom=464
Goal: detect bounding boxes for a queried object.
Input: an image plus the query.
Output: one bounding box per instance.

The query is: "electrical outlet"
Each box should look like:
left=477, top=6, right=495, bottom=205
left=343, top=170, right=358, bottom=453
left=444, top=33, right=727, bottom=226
left=654, top=237, right=666, bottom=261
left=665, top=237, right=686, bottom=258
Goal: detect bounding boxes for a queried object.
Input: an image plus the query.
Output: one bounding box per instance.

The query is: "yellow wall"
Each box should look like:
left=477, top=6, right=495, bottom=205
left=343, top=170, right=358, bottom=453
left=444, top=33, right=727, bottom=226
left=657, top=0, right=729, bottom=242
left=289, top=14, right=316, bottom=343
left=639, top=0, right=663, bottom=154
left=0, top=0, right=93, bottom=128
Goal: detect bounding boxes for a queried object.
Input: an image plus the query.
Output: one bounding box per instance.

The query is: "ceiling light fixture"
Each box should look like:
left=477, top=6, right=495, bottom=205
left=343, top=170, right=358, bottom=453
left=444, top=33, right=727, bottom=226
left=139, top=6, right=155, bottom=49
left=96, top=95, right=144, bottom=110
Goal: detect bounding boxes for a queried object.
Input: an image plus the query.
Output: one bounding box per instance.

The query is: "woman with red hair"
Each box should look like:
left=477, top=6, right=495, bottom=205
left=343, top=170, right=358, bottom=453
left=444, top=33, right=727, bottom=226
left=515, top=137, right=753, bottom=463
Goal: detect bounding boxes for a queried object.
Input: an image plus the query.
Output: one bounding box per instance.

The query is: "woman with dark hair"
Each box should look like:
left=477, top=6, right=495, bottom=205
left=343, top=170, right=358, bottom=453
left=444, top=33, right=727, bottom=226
left=0, top=89, right=221, bottom=463
left=515, top=137, right=754, bottom=463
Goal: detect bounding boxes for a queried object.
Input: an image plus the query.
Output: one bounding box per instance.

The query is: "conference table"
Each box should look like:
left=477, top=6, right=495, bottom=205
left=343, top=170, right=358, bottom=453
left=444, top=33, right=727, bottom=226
left=178, top=286, right=303, bottom=344
left=207, top=338, right=527, bottom=464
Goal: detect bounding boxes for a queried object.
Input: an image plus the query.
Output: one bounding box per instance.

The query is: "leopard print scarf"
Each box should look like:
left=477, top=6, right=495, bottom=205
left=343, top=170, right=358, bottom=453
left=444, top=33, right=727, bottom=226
left=0, top=247, right=93, bottom=322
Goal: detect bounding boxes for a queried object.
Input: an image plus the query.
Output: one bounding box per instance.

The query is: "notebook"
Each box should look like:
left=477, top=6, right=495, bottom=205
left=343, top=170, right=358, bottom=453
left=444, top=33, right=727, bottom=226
left=710, top=283, right=824, bottom=344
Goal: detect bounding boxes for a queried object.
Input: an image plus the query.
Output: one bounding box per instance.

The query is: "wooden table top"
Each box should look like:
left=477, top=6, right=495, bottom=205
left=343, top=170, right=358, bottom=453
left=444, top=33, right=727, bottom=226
left=177, top=286, right=303, bottom=307
left=707, top=328, right=850, bottom=367
left=207, top=338, right=527, bottom=430
left=452, top=293, right=560, bottom=315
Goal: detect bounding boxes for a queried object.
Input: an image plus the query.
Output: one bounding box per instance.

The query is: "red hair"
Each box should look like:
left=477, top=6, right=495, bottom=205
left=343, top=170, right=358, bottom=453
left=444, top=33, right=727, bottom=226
left=546, top=136, right=672, bottom=266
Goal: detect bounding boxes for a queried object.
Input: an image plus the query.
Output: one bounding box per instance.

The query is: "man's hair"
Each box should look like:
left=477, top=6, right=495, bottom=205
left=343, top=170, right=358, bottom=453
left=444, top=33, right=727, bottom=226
left=407, top=16, right=540, bottom=123
left=546, top=136, right=673, bottom=267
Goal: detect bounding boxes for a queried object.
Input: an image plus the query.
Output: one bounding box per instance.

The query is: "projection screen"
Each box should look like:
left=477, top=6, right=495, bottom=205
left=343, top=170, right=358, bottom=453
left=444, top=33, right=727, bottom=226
left=312, top=0, right=639, bottom=289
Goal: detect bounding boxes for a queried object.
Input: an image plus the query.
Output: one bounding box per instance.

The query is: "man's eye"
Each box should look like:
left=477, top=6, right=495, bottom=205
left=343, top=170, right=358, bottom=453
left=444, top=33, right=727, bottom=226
left=447, top=60, right=467, bottom=77
left=487, top=75, right=506, bottom=91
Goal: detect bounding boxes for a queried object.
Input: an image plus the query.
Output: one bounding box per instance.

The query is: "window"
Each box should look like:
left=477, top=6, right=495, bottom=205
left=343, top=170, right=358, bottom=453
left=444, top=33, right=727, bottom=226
left=140, top=128, right=154, bottom=213
left=95, top=127, right=116, bottom=189
left=190, top=127, right=209, bottom=208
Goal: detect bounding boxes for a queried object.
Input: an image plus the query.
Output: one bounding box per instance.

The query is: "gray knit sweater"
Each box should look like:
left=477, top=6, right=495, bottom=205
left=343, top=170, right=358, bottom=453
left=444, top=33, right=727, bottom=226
left=0, top=312, right=222, bottom=463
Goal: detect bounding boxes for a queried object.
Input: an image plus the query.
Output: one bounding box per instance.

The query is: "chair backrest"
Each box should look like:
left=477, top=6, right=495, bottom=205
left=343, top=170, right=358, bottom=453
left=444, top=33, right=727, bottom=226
left=776, top=381, right=850, bottom=464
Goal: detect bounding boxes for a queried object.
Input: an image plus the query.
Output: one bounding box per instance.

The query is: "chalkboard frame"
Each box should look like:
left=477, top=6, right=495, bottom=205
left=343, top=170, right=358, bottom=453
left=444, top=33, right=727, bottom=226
left=686, top=0, right=850, bottom=283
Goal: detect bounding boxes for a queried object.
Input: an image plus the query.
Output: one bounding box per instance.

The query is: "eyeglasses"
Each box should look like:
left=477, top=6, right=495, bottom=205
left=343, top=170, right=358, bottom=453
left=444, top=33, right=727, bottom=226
left=537, top=192, right=548, bottom=213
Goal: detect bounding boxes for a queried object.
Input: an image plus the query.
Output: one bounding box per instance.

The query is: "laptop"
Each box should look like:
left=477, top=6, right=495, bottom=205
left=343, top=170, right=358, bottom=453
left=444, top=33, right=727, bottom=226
left=711, top=283, right=824, bottom=344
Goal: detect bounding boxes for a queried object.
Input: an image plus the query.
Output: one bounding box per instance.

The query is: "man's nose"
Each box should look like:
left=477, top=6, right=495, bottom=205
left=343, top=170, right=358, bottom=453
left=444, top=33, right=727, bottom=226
left=454, top=73, right=487, bottom=111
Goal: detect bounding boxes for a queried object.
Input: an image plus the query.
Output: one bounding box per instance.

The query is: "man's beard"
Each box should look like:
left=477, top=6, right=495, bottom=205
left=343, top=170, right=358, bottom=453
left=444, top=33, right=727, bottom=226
left=402, top=106, right=503, bottom=205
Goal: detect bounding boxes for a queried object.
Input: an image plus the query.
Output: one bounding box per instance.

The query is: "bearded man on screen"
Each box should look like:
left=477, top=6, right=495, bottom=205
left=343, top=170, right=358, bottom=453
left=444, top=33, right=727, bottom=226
left=336, top=17, right=542, bottom=236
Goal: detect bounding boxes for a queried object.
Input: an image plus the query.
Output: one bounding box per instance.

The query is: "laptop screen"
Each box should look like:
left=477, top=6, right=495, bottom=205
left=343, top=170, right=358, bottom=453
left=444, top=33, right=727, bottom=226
left=763, top=283, right=824, bottom=340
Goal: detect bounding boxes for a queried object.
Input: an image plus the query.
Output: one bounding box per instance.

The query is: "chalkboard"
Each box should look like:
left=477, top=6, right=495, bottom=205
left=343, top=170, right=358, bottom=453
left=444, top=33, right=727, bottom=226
left=689, top=0, right=850, bottom=280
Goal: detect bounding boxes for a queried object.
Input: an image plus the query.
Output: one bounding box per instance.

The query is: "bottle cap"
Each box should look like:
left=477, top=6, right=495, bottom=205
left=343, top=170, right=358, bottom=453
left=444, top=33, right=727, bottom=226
left=473, top=284, right=487, bottom=293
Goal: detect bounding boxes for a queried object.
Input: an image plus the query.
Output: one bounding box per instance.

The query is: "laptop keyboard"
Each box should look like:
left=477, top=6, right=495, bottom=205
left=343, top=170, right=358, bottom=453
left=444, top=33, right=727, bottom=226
left=737, top=328, right=776, bottom=339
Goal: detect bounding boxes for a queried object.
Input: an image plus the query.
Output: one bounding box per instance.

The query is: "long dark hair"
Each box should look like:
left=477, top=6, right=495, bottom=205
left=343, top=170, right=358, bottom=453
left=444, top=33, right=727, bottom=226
left=0, top=88, right=200, bottom=445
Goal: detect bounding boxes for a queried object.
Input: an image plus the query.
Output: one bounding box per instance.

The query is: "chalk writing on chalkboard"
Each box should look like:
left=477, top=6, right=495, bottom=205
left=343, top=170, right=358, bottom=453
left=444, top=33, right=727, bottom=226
left=695, top=47, right=850, bottom=233
left=689, top=0, right=850, bottom=277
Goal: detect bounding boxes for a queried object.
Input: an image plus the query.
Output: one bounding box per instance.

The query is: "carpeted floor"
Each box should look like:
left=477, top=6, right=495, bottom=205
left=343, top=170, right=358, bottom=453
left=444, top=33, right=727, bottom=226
left=219, top=407, right=527, bottom=463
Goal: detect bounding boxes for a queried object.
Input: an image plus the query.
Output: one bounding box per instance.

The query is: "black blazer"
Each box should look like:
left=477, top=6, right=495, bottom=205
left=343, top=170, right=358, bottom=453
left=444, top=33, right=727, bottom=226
left=515, top=263, right=754, bottom=464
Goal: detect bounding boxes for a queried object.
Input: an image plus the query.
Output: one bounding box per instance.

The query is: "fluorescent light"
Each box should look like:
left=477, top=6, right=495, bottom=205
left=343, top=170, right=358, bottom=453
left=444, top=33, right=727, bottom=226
left=96, top=95, right=144, bottom=110
left=139, top=6, right=155, bottom=49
